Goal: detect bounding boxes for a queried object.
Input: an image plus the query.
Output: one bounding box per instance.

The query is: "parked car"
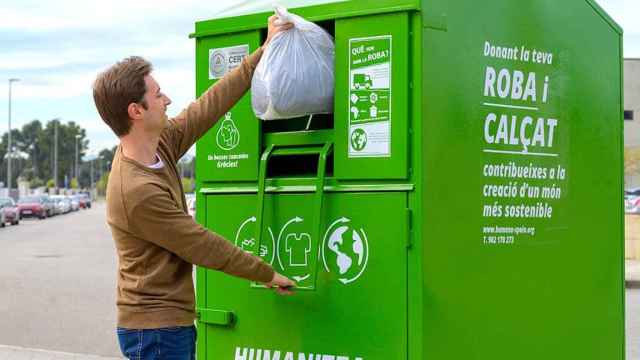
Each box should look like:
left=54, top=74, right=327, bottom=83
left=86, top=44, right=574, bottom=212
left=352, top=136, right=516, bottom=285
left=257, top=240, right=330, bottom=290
left=68, top=196, right=80, bottom=211
left=38, top=195, right=55, bottom=217
left=626, top=188, right=640, bottom=214
left=45, top=196, right=59, bottom=216
left=17, top=196, right=48, bottom=219
left=50, top=195, right=72, bottom=214
left=80, top=193, right=92, bottom=208
left=73, top=194, right=91, bottom=209
left=186, top=194, right=196, bottom=218
left=0, top=197, right=20, bottom=226
left=73, top=195, right=85, bottom=209
left=63, top=198, right=73, bottom=213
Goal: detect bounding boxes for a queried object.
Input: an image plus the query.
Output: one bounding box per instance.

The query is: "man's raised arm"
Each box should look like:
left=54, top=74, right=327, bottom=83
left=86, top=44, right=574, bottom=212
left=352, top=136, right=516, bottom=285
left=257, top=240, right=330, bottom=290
left=165, top=16, right=292, bottom=159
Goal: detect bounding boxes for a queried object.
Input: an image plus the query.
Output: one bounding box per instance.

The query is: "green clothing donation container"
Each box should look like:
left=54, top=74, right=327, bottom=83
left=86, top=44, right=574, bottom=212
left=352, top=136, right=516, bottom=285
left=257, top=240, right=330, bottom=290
left=191, top=1, right=624, bottom=359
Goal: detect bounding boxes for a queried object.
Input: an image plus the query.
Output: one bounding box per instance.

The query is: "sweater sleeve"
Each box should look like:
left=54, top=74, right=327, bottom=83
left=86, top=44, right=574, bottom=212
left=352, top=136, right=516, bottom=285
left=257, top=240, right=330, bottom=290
left=164, top=47, right=264, bottom=160
left=128, top=186, right=274, bottom=283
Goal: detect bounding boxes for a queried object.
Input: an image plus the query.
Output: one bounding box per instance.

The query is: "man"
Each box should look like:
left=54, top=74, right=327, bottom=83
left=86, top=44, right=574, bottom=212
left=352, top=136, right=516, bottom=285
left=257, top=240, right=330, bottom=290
left=92, top=16, right=294, bottom=359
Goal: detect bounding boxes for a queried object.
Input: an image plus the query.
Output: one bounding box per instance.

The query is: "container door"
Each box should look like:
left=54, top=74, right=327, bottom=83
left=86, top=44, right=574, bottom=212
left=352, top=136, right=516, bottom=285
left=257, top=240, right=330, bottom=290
left=195, top=31, right=262, bottom=182
left=334, top=13, right=410, bottom=180
left=198, top=192, right=408, bottom=360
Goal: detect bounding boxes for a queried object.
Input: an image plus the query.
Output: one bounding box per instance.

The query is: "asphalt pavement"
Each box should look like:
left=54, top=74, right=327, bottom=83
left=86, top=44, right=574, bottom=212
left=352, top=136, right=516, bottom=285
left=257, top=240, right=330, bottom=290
left=0, top=203, right=121, bottom=358
left=629, top=287, right=640, bottom=360
left=628, top=260, right=640, bottom=288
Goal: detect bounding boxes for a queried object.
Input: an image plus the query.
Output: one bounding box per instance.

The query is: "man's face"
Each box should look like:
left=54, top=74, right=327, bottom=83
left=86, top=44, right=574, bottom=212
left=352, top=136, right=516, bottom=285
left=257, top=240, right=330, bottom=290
left=140, top=75, right=171, bottom=133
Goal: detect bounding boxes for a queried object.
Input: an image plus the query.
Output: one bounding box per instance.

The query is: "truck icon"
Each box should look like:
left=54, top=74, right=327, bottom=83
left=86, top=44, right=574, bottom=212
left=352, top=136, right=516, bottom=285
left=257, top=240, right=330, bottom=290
left=352, top=73, right=373, bottom=89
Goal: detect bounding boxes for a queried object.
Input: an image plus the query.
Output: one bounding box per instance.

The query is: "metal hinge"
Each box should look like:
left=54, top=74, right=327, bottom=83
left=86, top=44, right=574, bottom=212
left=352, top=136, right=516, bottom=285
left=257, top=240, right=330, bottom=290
left=424, top=13, right=448, bottom=31
left=197, top=308, right=235, bottom=327
left=406, top=208, right=413, bottom=249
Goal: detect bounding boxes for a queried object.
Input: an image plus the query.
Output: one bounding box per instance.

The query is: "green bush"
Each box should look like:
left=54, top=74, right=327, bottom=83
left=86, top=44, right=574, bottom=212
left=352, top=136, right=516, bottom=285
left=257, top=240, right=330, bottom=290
left=96, top=172, right=109, bottom=196
left=182, top=177, right=195, bottom=193
left=30, top=177, right=45, bottom=189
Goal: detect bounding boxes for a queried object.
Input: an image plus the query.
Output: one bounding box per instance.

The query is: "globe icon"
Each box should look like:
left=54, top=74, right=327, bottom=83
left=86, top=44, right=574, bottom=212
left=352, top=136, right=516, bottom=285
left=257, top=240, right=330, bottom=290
left=323, top=220, right=368, bottom=284
left=350, top=128, right=367, bottom=151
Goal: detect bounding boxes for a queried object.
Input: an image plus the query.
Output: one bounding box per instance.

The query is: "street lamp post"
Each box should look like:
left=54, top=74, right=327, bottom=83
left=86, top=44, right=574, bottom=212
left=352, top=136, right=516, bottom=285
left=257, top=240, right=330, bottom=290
left=51, top=118, right=60, bottom=188
left=75, top=134, right=81, bottom=181
left=97, top=156, right=101, bottom=182
left=91, top=157, right=94, bottom=189
left=7, top=78, right=19, bottom=192
left=28, top=143, right=36, bottom=179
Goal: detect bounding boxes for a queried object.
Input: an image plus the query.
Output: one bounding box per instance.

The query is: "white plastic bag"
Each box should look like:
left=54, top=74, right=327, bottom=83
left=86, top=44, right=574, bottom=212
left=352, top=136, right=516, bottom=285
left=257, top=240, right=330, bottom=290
left=251, top=6, right=335, bottom=120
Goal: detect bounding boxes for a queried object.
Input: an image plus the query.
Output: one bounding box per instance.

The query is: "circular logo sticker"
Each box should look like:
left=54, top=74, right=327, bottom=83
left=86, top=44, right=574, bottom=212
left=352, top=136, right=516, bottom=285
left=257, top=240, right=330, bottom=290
left=350, top=128, right=367, bottom=152
left=209, top=50, right=227, bottom=79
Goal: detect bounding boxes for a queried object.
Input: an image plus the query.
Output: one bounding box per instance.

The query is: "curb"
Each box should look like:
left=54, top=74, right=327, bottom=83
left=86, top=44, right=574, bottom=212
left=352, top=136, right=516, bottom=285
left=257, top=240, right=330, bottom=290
left=0, top=344, right=121, bottom=359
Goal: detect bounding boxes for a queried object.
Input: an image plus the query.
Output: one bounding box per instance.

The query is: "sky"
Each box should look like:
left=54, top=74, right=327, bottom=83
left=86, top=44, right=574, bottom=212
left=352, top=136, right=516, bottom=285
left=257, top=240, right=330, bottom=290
left=0, top=0, right=637, bottom=159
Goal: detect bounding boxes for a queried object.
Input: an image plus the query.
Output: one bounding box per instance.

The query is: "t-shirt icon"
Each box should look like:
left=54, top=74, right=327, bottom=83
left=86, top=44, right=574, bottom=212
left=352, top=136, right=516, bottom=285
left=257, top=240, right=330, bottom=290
left=285, top=233, right=311, bottom=267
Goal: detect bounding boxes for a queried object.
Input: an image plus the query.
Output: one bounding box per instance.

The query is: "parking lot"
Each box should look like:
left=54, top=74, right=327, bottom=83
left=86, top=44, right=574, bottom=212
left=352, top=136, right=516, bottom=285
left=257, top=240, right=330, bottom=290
left=0, top=202, right=120, bottom=357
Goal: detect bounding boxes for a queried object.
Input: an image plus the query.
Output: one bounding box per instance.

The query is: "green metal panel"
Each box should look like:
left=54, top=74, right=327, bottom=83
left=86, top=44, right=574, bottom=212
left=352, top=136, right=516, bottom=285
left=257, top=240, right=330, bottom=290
left=191, top=0, right=420, bottom=38
left=200, top=192, right=408, bottom=359
left=193, top=0, right=624, bottom=359
left=199, top=180, right=414, bottom=194
left=335, top=13, right=409, bottom=179
left=406, top=11, right=423, bottom=360
left=420, top=1, right=623, bottom=359
left=210, top=0, right=348, bottom=20
left=195, top=31, right=262, bottom=182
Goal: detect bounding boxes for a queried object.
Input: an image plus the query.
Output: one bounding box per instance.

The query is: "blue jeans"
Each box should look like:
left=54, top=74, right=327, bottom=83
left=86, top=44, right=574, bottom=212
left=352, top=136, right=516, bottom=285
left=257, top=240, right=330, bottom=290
left=117, top=325, right=196, bottom=360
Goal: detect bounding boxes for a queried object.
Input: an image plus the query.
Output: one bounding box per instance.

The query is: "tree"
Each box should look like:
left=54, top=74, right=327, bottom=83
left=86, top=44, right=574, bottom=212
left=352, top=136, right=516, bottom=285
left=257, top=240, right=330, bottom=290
left=37, top=119, right=88, bottom=188
left=59, top=121, right=87, bottom=186
left=0, top=128, right=25, bottom=187
left=99, top=146, right=117, bottom=171
left=96, top=172, right=109, bottom=197
left=178, top=155, right=195, bottom=179
left=30, top=177, right=45, bottom=189
left=19, top=120, right=43, bottom=179
left=77, top=145, right=116, bottom=189
left=0, top=118, right=110, bottom=190
left=181, top=177, right=194, bottom=193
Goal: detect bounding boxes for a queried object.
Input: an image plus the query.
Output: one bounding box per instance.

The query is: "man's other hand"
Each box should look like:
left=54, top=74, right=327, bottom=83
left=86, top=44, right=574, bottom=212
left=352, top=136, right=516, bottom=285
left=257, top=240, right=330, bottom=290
left=262, top=15, right=293, bottom=50
left=265, top=272, right=296, bottom=295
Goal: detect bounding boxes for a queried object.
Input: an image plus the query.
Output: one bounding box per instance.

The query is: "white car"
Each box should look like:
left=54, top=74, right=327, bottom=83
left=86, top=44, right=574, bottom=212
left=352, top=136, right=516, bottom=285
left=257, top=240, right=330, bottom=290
left=50, top=195, right=72, bottom=214
left=68, top=196, right=80, bottom=211
left=626, top=188, right=640, bottom=214
left=185, top=194, right=196, bottom=218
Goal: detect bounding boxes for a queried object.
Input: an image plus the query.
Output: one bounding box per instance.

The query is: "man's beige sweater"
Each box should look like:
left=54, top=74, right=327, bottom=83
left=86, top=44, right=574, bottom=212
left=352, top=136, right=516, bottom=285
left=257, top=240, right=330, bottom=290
left=106, top=48, right=274, bottom=329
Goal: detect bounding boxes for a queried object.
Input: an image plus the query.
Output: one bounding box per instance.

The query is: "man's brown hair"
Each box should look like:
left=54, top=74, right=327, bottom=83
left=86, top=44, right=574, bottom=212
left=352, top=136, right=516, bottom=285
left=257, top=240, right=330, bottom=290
left=93, top=56, right=152, bottom=137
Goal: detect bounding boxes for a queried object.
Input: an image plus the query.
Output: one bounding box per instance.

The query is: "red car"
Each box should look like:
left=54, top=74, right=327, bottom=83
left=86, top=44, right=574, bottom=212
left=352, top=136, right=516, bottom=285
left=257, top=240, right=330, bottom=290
left=0, top=197, right=20, bottom=226
left=17, top=196, right=48, bottom=219
left=73, top=194, right=90, bottom=209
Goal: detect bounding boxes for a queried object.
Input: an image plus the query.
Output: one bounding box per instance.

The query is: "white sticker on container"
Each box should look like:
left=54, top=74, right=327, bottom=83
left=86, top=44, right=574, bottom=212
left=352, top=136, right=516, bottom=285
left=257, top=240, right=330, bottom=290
left=209, top=44, right=250, bottom=79
left=348, top=35, right=392, bottom=158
